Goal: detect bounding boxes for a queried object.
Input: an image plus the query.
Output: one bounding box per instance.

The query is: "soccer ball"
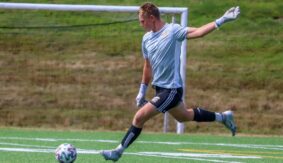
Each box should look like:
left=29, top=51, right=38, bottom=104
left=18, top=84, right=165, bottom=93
left=55, top=143, right=77, bottom=163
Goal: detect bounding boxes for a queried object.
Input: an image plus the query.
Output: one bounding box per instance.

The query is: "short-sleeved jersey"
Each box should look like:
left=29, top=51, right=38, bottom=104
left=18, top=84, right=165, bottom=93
left=142, top=23, right=188, bottom=88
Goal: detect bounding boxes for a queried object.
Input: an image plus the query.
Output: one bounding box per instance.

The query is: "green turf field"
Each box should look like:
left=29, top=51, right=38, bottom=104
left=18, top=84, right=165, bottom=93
left=0, top=128, right=282, bottom=163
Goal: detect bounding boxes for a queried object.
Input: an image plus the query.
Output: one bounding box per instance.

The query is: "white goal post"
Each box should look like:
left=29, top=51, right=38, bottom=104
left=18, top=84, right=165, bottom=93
left=0, top=2, right=188, bottom=134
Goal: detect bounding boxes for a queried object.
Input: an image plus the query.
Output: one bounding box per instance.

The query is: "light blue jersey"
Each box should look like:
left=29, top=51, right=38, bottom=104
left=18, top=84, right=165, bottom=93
left=142, top=23, right=188, bottom=88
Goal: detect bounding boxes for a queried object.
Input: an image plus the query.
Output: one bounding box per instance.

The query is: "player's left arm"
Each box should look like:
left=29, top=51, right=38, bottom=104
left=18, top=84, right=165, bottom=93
left=187, top=22, right=216, bottom=39
left=187, top=6, right=240, bottom=39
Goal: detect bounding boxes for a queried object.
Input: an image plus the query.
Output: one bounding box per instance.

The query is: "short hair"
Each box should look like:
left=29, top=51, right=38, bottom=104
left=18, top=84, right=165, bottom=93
left=139, top=2, right=160, bottom=19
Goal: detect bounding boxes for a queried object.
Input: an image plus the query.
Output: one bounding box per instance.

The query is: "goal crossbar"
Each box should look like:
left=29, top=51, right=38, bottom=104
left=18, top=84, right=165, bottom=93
left=0, top=2, right=188, bottom=134
left=0, top=3, right=187, bottom=13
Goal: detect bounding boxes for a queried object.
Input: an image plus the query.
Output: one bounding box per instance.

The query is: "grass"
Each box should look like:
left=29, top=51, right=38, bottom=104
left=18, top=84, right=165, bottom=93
left=0, top=128, right=283, bottom=163
left=0, top=0, right=282, bottom=135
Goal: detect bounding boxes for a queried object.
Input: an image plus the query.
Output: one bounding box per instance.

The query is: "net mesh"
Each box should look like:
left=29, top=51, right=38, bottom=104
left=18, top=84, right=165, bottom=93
left=0, top=8, right=179, bottom=131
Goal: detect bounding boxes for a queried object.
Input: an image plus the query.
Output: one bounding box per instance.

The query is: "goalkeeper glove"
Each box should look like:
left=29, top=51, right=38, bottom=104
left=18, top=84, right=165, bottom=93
left=136, top=83, right=148, bottom=107
left=215, top=6, right=240, bottom=28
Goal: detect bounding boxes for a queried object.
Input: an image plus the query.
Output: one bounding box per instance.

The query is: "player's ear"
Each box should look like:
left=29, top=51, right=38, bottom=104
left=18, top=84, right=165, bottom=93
left=149, top=15, right=156, bottom=21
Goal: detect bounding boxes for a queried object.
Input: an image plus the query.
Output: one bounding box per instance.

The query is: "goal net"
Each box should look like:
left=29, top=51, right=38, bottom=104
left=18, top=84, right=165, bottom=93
left=0, top=3, right=188, bottom=133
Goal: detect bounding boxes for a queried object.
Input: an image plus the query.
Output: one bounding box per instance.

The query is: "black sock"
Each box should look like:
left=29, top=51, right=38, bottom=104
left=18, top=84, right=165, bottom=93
left=193, top=107, right=216, bottom=122
left=121, top=125, right=142, bottom=148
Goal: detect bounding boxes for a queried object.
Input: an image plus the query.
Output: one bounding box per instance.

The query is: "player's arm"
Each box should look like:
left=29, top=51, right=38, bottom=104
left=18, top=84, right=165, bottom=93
left=141, top=58, right=152, bottom=85
left=136, top=58, right=151, bottom=107
left=187, top=6, right=240, bottom=39
left=187, top=22, right=216, bottom=39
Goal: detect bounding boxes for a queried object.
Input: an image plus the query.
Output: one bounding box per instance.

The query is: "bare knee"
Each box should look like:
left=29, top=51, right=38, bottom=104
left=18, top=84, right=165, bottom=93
left=169, top=108, right=195, bottom=123
left=131, top=103, right=159, bottom=128
left=132, top=114, right=146, bottom=128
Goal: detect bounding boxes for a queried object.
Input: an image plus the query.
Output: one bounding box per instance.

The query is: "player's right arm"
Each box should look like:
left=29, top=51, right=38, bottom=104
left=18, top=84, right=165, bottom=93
left=141, top=59, right=151, bottom=85
left=136, top=59, right=151, bottom=107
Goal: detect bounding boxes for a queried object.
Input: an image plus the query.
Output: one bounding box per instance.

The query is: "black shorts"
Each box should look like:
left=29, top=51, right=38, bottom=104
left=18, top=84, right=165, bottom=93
left=149, top=86, right=183, bottom=113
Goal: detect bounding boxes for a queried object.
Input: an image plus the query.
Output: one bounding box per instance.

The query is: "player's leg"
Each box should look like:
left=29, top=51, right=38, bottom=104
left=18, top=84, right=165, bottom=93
left=132, top=102, right=160, bottom=128
left=101, top=102, right=159, bottom=161
left=119, top=102, right=159, bottom=150
left=168, top=102, right=236, bottom=136
left=169, top=102, right=215, bottom=122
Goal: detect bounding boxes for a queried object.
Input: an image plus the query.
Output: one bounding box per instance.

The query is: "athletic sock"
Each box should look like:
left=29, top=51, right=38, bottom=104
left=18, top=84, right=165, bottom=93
left=193, top=107, right=216, bottom=122
left=115, top=144, right=125, bottom=154
left=120, top=125, right=142, bottom=150
left=215, top=112, right=223, bottom=122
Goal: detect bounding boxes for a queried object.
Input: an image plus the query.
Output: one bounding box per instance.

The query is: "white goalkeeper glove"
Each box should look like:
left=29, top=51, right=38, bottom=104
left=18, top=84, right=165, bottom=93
left=136, top=83, right=148, bottom=107
left=215, top=6, right=240, bottom=28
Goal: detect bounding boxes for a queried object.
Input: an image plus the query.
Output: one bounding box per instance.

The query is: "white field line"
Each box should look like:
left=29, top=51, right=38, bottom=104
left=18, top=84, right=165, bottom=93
left=137, top=152, right=260, bottom=159
left=0, top=143, right=260, bottom=160
left=0, top=137, right=117, bottom=143
left=139, top=141, right=283, bottom=151
left=0, top=138, right=264, bottom=163
left=0, top=142, right=54, bottom=149
left=127, top=152, right=245, bottom=163
left=0, top=136, right=282, bottom=151
left=0, top=146, right=258, bottom=163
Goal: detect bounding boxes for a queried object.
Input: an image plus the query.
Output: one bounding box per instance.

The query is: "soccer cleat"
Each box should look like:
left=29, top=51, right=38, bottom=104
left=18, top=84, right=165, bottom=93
left=222, top=110, right=237, bottom=136
left=101, top=149, right=122, bottom=162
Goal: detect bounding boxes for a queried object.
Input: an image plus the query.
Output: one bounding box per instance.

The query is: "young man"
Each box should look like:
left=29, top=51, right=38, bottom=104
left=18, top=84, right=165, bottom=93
left=101, top=2, right=240, bottom=162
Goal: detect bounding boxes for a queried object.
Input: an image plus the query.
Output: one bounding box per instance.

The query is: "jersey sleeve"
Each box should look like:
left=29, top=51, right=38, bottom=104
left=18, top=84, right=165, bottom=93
left=173, top=24, right=189, bottom=41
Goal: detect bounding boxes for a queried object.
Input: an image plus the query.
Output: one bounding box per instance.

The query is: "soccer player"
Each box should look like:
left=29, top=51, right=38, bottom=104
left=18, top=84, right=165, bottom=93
left=101, top=2, right=240, bottom=162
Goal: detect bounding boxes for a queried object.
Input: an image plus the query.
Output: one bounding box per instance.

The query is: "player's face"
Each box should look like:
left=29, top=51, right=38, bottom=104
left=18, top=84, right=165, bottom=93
left=139, top=13, right=153, bottom=32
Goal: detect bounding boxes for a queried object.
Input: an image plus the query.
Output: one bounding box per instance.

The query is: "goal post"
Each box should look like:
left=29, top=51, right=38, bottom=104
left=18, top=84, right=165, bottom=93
left=0, top=2, right=188, bottom=134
